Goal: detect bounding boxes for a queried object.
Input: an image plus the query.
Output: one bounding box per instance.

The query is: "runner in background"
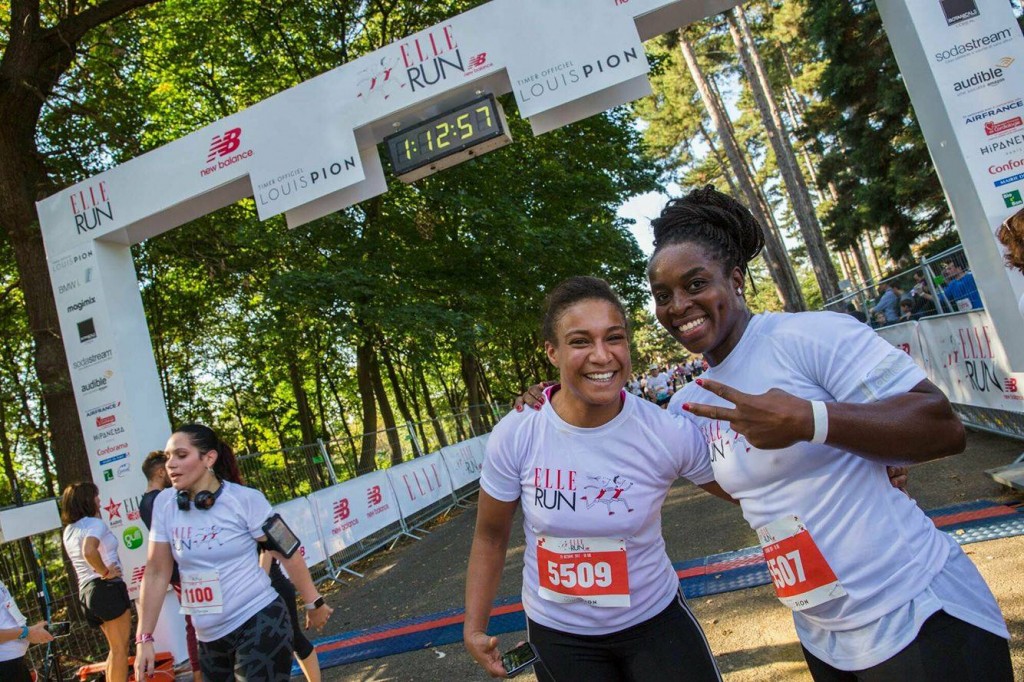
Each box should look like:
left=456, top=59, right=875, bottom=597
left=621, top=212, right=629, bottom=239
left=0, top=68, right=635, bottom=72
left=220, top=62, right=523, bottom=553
left=996, top=207, right=1024, bottom=317
left=0, top=579, right=54, bottom=682
left=648, top=186, right=1010, bottom=680
left=134, top=424, right=331, bottom=681
left=465, top=276, right=730, bottom=681
left=61, top=482, right=132, bottom=682
left=140, top=450, right=201, bottom=681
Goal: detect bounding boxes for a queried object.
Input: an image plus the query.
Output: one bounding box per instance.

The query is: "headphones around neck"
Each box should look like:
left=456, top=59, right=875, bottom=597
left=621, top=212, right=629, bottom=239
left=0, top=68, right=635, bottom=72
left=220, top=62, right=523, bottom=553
left=176, top=480, right=224, bottom=511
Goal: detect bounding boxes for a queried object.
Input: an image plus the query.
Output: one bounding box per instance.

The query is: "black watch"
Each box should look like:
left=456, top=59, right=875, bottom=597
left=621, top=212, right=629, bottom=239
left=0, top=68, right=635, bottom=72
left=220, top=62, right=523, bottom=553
left=304, top=596, right=325, bottom=611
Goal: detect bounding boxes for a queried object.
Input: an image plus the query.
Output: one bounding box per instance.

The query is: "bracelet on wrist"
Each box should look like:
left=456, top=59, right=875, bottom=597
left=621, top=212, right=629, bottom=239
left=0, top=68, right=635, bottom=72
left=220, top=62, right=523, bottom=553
left=18, top=626, right=29, bottom=640
left=304, top=596, right=325, bottom=611
left=135, top=633, right=155, bottom=644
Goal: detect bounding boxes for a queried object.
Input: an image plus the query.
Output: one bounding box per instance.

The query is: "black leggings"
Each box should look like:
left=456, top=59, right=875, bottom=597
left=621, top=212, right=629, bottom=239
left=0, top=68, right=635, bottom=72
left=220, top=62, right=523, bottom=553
left=801, top=610, right=1012, bottom=682
left=198, top=596, right=293, bottom=682
left=526, top=589, right=722, bottom=682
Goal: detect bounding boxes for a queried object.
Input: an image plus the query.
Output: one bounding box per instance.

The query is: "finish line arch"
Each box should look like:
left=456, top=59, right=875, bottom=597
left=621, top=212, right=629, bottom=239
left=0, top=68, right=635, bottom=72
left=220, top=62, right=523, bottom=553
left=34, top=0, right=1024, bottom=596
left=35, top=0, right=741, bottom=596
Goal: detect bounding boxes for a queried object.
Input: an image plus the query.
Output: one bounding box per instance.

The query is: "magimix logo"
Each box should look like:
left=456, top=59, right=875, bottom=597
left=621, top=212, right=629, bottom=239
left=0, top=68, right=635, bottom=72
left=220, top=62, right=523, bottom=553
left=940, top=0, right=979, bottom=25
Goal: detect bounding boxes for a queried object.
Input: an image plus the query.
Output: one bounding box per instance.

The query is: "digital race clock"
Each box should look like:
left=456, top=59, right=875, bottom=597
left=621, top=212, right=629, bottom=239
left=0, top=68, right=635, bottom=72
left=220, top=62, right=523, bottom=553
left=384, top=94, right=512, bottom=182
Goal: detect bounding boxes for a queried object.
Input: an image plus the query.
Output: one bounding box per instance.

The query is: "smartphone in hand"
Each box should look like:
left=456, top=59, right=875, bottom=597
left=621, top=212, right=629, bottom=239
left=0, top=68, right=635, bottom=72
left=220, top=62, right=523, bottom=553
left=501, top=642, right=539, bottom=678
left=48, top=621, right=71, bottom=637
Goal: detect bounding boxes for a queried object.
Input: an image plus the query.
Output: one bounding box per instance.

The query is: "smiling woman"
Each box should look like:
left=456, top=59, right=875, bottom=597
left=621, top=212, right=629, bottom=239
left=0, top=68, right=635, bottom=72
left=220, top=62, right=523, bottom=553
left=463, top=276, right=731, bottom=682
left=649, top=186, right=1012, bottom=681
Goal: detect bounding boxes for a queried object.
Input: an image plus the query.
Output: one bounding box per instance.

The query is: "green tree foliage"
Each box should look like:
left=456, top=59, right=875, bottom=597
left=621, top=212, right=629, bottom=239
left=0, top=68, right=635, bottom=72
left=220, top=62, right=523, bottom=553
left=796, top=0, right=952, bottom=261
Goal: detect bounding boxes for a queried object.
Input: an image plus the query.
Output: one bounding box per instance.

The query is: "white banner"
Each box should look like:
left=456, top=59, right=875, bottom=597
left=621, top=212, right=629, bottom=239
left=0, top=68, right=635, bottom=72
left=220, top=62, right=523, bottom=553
left=440, top=441, right=483, bottom=491
left=875, top=321, right=928, bottom=370
left=903, top=312, right=1024, bottom=411
left=271, top=497, right=327, bottom=568
left=386, top=452, right=453, bottom=518
left=308, top=470, right=401, bottom=556
left=470, top=434, right=489, bottom=464
left=906, top=3, right=1024, bottom=226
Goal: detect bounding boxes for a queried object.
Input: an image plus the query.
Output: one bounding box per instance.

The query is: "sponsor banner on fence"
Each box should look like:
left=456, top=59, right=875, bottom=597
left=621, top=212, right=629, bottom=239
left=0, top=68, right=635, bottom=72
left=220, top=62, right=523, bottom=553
left=386, top=452, right=453, bottom=518
left=875, top=321, right=927, bottom=368
left=272, top=496, right=327, bottom=568
left=896, top=312, right=1024, bottom=410
left=440, top=441, right=483, bottom=491
left=308, top=470, right=401, bottom=557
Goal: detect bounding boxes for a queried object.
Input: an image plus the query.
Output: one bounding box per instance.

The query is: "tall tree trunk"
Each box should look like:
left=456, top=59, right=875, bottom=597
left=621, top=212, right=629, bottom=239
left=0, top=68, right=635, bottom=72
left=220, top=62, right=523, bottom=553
left=323, top=366, right=359, bottom=478
left=370, top=349, right=404, bottom=465
left=838, top=250, right=853, bottom=285
left=3, top=340, right=56, bottom=495
left=0, top=0, right=164, bottom=493
left=679, top=31, right=805, bottom=312
left=728, top=8, right=840, bottom=302
left=460, top=351, right=485, bottom=436
left=852, top=242, right=874, bottom=290
left=702, top=40, right=799, bottom=306
left=285, top=353, right=324, bottom=487
left=395, top=361, right=431, bottom=453
left=864, top=233, right=884, bottom=282
left=698, top=122, right=740, bottom=197
left=355, top=340, right=378, bottom=474
left=380, top=346, right=421, bottom=457
left=418, top=365, right=449, bottom=448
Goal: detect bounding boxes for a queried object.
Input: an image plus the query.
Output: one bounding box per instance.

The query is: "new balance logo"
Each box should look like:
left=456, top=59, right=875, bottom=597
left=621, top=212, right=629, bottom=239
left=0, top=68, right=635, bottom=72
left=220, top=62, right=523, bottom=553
left=207, top=128, right=242, bottom=162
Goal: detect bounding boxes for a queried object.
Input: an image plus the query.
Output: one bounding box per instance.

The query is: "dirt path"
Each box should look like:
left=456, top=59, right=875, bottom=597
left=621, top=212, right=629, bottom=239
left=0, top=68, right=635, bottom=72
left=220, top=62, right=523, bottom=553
left=318, top=430, right=1024, bottom=681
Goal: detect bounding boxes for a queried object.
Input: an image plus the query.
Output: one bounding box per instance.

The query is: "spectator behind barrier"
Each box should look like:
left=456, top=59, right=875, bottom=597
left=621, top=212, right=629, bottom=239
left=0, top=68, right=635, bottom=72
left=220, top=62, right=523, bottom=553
left=870, top=282, right=900, bottom=324
left=910, top=271, right=937, bottom=317
left=996, top=208, right=1024, bottom=317
left=845, top=302, right=868, bottom=323
left=941, top=258, right=983, bottom=311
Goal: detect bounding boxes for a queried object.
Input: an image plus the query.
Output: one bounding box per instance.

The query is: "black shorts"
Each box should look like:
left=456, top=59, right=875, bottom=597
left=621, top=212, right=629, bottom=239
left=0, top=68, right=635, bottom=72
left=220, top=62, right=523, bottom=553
left=80, top=578, right=131, bottom=627
left=526, top=589, right=722, bottom=682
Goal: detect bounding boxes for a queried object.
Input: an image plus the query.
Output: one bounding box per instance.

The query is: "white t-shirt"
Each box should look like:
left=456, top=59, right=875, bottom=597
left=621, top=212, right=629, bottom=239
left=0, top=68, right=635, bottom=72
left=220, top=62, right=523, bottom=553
left=646, top=372, right=670, bottom=400
left=0, top=580, right=28, bottom=662
left=149, top=482, right=277, bottom=642
left=669, top=311, right=1007, bottom=669
left=481, top=388, right=713, bottom=636
left=63, top=516, right=121, bottom=587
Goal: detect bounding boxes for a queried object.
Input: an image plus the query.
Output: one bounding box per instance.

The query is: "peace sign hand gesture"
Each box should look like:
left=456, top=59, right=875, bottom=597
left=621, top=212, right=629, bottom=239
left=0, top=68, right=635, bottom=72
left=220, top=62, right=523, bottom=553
left=683, top=378, right=815, bottom=450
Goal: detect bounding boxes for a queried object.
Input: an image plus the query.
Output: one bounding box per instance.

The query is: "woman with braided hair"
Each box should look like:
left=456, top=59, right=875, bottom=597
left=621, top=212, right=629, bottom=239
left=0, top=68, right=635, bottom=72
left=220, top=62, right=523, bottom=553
left=647, top=185, right=1011, bottom=680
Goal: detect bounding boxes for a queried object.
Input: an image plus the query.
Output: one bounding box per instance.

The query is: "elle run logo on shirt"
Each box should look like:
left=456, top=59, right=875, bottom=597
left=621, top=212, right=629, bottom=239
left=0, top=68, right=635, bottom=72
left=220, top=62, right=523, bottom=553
left=534, top=468, right=577, bottom=511
left=172, top=525, right=224, bottom=552
left=700, top=421, right=750, bottom=462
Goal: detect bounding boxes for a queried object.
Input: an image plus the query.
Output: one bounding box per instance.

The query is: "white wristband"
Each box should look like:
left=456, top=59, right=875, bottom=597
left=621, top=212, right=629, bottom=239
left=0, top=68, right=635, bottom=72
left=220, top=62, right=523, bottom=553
left=810, top=400, right=829, bottom=444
